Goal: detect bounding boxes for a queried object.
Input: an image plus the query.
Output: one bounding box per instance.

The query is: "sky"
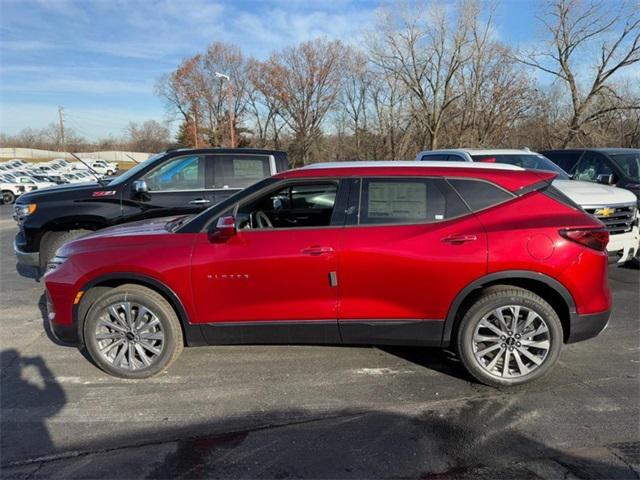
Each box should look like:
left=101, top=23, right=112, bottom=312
left=0, top=0, right=542, bottom=140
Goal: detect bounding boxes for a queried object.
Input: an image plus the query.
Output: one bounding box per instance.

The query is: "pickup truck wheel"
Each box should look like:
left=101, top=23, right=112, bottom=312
left=83, top=284, right=183, bottom=379
left=39, top=230, right=91, bottom=271
left=456, top=286, right=563, bottom=388
left=2, top=191, right=15, bottom=204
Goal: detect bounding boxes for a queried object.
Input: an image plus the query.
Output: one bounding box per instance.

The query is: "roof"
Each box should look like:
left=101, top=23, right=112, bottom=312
left=303, top=161, right=524, bottom=171
left=278, top=161, right=556, bottom=192
left=164, top=147, right=287, bottom=156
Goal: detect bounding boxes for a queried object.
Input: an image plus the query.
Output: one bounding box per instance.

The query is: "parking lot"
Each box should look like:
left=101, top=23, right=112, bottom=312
left=0, top=202, right=638, bottom=478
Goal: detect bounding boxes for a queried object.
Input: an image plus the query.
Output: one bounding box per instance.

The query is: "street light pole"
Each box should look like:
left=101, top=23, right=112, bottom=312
left=215, top=72, right=235, bottom=148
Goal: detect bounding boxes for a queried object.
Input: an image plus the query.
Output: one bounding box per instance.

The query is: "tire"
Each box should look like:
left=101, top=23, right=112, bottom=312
left=83, top=284, right=183, bottom=379
left=2, top=190, right=15, bottom=205
left=456, top=286, right=563, bottom=388
left=39, top=229, right=91, bottom=271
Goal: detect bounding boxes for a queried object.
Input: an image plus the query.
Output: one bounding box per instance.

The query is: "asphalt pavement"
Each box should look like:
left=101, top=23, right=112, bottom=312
left=0, top=203, right=638, bottom=479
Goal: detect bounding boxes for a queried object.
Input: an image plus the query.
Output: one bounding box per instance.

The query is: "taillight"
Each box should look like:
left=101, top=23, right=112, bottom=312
left=560, top=228, right=609, bottom=251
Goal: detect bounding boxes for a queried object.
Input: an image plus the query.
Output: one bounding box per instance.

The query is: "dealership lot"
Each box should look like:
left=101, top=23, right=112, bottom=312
left=0, top=204, right=638, bottom=478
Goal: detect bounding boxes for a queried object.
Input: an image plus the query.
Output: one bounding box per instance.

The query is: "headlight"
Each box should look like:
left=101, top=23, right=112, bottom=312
left=14, top=203, right=37, bottom=218
left=46, top=254, right=68, bottom=273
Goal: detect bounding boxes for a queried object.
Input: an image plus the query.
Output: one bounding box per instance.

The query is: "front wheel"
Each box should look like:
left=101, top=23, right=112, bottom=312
left=456, top=286, right=563, bottom=387
left=83, top=284, right=183, bottom=379
left=39, top=229, right=91, bottom=272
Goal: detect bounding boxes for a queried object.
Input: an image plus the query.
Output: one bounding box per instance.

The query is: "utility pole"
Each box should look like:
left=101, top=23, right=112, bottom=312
left=58, top=106, right=66, bottom=153
left=215, top=72, right=235, bottom=148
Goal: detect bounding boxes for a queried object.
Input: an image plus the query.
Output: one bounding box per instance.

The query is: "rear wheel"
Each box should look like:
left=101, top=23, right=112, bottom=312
left=83, top=284, right=183, bottom=379
left=456, top=286, right=563, bottom=387
left=39, top=229, right=91, bottom=271
left=2, top=190, right=15, bottom=204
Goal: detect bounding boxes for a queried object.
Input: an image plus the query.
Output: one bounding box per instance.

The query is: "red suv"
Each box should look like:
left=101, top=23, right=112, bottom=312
left=44, top=162, right=611, bottom=387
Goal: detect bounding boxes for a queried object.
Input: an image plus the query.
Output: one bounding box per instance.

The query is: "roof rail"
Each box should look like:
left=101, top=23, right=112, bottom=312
left=302, top=161, right=524, bottom=171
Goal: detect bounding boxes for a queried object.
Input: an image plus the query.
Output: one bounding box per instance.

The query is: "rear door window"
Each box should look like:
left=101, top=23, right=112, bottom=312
left=209, top=154, right=271, bottom=190
left=358, top=178, right=468, bottom=225
left=447, top=179, right=514, bottom=212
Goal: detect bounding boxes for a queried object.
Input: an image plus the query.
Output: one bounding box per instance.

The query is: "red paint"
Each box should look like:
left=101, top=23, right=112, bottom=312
left=44, top=165, right=611, bottom=337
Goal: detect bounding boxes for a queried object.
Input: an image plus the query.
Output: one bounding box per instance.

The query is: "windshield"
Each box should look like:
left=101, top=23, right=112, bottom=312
left=471, top=153, right=570, bottom=180
left=108, top=152, right=165, bottom=186
left=609, top=152, right=640, bottom=181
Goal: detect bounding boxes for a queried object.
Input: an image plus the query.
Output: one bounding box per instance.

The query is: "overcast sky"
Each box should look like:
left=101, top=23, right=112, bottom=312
left=0, top=0, right=543, bottom=140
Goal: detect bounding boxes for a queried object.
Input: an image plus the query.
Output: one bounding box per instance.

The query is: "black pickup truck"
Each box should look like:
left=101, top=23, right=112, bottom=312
left=13, top=148, right=288, bottom=272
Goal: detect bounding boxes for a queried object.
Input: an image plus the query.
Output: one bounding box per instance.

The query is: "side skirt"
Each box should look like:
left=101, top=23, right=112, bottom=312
left=339, top=319, right=444, bottom=347
left=197, top=319, right=444, bottom=347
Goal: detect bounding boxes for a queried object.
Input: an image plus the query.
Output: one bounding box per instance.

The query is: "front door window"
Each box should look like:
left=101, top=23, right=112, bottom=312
left=142, top=155, right=204, bottom=191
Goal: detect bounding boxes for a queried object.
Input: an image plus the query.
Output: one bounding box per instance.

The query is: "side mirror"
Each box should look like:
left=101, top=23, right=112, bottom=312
left=132, top=180, right=148, bottom=194
left=596, top=174, right=615, bottom=185
left=210, top=215, right=236, bottom=242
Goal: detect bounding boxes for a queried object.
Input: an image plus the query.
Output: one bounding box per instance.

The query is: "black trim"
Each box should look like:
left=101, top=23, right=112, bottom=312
left=200, top=320, right=340, bottom=345
left=50, top=322, right=78, bottom=345
left=339, top=319, right=444, bottom=346
left=567, top=310, right=610, bottom=343
left=75, top=273, right=206, bottom=347
left=442, top=270, right=577, bottom=346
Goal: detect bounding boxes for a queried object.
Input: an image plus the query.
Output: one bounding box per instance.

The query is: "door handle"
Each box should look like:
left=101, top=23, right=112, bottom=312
left=189, top=198, right=211, bottom=205
left=301, top=245, right=335, bottom=255
left=441, top=234, right=478, bottom=244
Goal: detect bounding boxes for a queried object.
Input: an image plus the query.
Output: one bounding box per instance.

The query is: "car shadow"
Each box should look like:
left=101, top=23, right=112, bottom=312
left=378, top=345, right=475, bottom=383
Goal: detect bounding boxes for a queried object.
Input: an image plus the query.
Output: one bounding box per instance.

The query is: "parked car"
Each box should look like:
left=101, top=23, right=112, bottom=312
left=12, top=174, right=56, bottom=191
left=43, top=161, right=611, bottom=385
left=540, top=148, right=640, bottom=200
left=14, top=148, right=288, bottom=272
left=72, top=159, right=117, bottom=176
left=61, top=173, right=85, bottom=184
left=30, top=174, right=60, bottom=184
left=416, top=149, right=639, bottom=264
left=0, top=175, right=26, bottom=204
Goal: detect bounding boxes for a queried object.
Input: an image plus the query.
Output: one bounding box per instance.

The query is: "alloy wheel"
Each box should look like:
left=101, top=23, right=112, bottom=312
left=472, top=305, right=551, bottom=379
left=94, top=301, right=165, bottom=370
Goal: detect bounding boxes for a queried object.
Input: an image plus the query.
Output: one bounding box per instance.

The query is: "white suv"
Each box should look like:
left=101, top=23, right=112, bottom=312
left=416, top=149, right=640, bottom=263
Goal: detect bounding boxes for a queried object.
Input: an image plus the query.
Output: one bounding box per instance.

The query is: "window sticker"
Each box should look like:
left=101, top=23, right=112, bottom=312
left=368, top=182, right=427, bottom=218
left=233, top=159, right=265, bottom=179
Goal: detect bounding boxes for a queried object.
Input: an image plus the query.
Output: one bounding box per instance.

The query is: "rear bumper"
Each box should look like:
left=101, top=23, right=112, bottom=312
left=567, top=310, right=611, bottom=343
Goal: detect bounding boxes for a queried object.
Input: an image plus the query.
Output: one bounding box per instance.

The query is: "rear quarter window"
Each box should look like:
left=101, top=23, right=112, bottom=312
left=447, top=179, right=514, bottom=212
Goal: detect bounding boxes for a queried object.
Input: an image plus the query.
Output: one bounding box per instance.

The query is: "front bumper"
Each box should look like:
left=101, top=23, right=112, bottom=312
left=607, top=226, right=639, bottom=263
left=567, top=310, right=611, bottom=343
left=13, top=239, right=39, bottom=266
left=45, top=290, right=78, bottom=344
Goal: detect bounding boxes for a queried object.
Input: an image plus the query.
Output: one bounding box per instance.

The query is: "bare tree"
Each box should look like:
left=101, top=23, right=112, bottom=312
left=339, top=48, right=373, bottom=159
left=521, top=0, right=640, bottom=147
left=155, top=54, right=204, bottom=147
left=251, top=39, right=349, bottom=165
left=369, top=0, right=476, bottom=149
left=125, top=120, right=171, bottom=152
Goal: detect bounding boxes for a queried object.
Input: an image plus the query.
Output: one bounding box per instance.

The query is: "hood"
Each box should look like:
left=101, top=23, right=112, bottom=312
left=58, top=216, right=186, bottom=257
left=552, top=179, right=637, bottom=207
left=16, top=181, right=106, bottom=203
left=82, top=216, right=183, bottom=240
